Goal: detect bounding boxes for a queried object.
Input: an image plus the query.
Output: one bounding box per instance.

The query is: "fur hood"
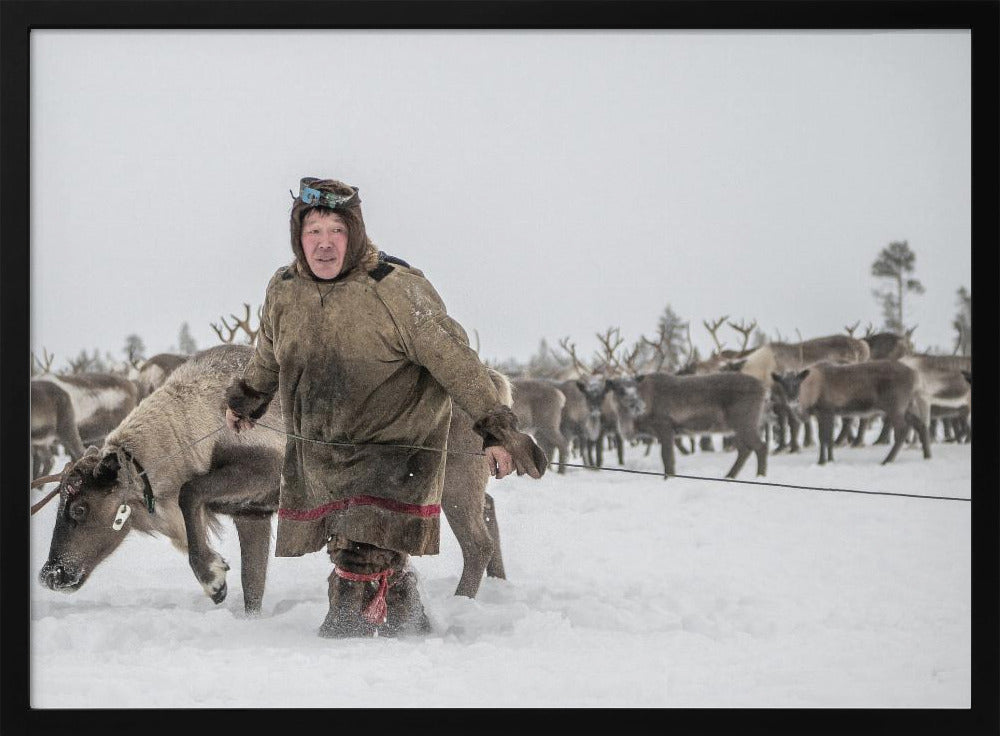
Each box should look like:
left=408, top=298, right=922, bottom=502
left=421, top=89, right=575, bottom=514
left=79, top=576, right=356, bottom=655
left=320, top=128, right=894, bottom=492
left=289, top=178, right=379, bottom=280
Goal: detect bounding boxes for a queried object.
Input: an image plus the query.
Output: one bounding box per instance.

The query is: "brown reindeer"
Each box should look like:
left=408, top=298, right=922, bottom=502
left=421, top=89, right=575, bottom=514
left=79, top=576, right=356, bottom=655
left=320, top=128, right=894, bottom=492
left=863, top=328, right=916, bottom=361
left=552, top=335, right=612, bottom=467
left=30, top=372, right=138, bottom=479
left=771, top=360, right=931, bottom=466
left=899, top=353, right=972, bottom=443
left=848, top=328, right=917, bottom=446
left=30, top=380, right=85, bottom=478
left=134, top=352, right=189, bottom=400
left=37, top=344, right=511, bottom=613
left=510, top=377, right=570, bottom=474
left=609, top=372, right=768, bottom=480
left=733, top=334, right=871, bottom=385
left=674, top=318, right=762, bottom=453
left=588, top=328, right=644, bottom=467
left=869, top=350, right=969, bottom=447
left=732, top=334, right=871, bottom=448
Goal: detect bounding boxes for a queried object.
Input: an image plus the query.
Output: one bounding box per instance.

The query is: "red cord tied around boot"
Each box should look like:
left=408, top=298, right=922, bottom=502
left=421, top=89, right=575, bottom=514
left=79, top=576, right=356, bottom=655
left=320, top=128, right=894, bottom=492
left=334, top=566, right=396, bottom=626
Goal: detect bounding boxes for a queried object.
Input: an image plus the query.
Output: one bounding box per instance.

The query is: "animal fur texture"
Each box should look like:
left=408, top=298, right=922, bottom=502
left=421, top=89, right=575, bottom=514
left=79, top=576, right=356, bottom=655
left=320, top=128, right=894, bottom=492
left=39, top=344, right=510, bottom=614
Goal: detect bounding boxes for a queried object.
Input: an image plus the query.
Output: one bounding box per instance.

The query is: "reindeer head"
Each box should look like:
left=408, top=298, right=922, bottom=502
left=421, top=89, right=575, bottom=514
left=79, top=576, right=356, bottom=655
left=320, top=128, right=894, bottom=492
left=770, top=370, right=810, bottom=406
left=606, top=375, right=647, bottom=418
left=38, top=448, right=146, bottom=593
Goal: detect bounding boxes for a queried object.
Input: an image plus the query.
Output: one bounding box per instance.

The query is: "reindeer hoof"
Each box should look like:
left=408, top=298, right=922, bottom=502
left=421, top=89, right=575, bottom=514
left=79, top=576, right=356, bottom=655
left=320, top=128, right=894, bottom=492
left=211, top=581, right=228, bottom=604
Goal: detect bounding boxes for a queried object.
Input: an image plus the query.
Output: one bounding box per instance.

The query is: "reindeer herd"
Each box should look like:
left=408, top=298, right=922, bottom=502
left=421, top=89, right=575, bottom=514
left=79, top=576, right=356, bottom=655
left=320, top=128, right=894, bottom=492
left=28, top=312, right=970, bottom=618
left=507, top=319, right=971, bottom=480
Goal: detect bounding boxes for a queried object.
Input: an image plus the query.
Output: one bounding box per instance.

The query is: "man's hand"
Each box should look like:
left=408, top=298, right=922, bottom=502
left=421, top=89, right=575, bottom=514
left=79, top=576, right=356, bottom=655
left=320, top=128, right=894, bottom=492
left=484, top=445, right=515, bottom=479
left=225, top=407, right=256, bottom=434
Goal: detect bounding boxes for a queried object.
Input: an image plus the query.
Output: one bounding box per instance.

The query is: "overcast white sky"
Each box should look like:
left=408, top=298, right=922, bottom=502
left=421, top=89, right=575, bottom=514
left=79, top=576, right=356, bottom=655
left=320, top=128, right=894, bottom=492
left=30, top=30, right=971, bottom=368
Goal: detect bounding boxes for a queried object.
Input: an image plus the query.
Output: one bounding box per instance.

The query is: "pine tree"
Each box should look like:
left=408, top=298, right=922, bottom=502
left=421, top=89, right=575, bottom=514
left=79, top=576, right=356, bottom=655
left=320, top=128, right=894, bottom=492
left=122, top=334, right=146, bottom=365
left=640, top=305, right=689, bottom=372
left=871, top=240, right=924, bottom=333
left=952, top=286, right=971, bottom=356
left=178, top=322, right=198, bottom=355
left=526, top=338, right=567, bottom=378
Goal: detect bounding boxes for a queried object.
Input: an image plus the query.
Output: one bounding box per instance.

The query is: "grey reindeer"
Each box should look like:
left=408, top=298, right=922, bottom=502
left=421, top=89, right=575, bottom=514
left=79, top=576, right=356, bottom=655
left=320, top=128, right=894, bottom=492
left=610, top=371, right=768, bottom=480
left=770, top=360, right=931, bottom=466
left=36, top=344, right=509, bottom=614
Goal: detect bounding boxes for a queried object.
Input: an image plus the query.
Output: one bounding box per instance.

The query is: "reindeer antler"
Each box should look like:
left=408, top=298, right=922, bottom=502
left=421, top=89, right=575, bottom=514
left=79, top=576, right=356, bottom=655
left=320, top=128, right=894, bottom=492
left=641, top=329, right=667, bottom=373
left=66, top=352, right=94, bottom=374
left=31, top=348, right=56, bottom=375
left=619, top=340, right=643, bottom=376
left=30, top=459, right=75, bottom=516
left=211, top=303, right=260, bottom=345
left=727, top=318, right=758, bottom=352
left=556, top=336, right=591, bottom=377
left=844, top=320, right=861, bottom=338
left=703, top=315, right=729, bottom=354
left=863, top=322, right=875, bottom=338
left=593, top=327, right=626, bottom=376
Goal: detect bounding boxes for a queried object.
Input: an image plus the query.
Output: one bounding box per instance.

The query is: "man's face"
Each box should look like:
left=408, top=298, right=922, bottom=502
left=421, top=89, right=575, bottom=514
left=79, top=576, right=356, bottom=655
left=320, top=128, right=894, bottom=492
left=301, top=209, right=349, bottom=279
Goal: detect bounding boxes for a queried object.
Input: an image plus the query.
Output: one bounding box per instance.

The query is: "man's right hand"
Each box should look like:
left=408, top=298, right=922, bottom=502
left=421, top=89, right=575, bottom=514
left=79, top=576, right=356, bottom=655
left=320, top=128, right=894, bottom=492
left=226, top=407, right=256, bottom=434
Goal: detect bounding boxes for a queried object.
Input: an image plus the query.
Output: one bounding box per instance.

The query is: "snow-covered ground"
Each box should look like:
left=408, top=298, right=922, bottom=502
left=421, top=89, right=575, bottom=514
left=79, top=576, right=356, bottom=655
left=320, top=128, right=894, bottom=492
left=29, top=432, right=970, bottom=709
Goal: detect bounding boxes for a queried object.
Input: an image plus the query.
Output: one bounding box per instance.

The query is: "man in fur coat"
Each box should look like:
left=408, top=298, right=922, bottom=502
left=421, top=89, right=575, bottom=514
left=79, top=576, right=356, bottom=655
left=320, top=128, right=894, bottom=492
left=225, top=177, right=547, bottom=638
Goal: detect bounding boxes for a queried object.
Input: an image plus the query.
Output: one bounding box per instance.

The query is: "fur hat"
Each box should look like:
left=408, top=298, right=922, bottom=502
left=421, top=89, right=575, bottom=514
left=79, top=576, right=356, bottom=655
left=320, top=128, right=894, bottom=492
left=290, top=177, right=376, bottom=280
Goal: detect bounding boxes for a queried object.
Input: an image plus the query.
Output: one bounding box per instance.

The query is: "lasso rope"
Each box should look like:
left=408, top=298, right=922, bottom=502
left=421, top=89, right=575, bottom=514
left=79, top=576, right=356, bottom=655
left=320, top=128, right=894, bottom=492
left=31, top=419, right=970, bottom=511
left=253, top=420, right=970, bottom=504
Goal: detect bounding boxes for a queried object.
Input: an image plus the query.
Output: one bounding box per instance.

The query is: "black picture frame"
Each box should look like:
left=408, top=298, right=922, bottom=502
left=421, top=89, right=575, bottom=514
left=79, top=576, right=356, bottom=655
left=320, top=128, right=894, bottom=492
left=2, top=2, right=997, bottom=733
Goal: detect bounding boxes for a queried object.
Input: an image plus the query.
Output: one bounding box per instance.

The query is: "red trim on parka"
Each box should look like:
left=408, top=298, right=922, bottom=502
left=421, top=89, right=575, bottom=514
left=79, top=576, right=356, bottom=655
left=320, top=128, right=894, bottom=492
left=277, top=494, right=441, bottom=521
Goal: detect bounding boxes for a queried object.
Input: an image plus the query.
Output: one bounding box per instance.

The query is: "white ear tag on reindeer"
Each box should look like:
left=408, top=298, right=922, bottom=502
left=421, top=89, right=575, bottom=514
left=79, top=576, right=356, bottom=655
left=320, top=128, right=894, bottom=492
left=112, top=503, right=132, bottom=531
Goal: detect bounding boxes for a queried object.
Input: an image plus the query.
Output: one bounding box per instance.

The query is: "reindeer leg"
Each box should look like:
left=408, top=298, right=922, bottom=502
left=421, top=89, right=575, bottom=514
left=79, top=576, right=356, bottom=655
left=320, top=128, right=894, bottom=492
left=232, top=513, right=272, bottom=615
left=177, top=451, right=279, bottom=605
left=802, top=416, right=813, bottom=448
left=482, top=493, right=506, bottom=580
left=178, top=477, right=232, bottom=605
left=873, top=417, right=892, bottom=445
left=773, top=411, right=788, bottom=453
left=755, top=434, right=768, bottom=476
left=817, top=413, right=835, bottom=465
left=788, top=412, right=801, bottom=453
left=882, top=412, right=909, bottom=464
left=851, top=417, right=868, bottom=448
left=556, top=432, right=569, bottom=474
left=725, top=444, right=751, bottom=478
left=658, top=429, right=676, bottom=478
left=441, top=455, right=496, bottom=598
left=534, top=427, right=566, bottom=475
left=959, top=416, right=972, bottom=443
left=833, top=417, right=852, bottom=447
left=674, top=438, right=690, bottom=455
left=615, top=431, right=625, bottom=465
left=441, top=455, right=499, bottom=598
left=905, top=410, right=932, bottom=460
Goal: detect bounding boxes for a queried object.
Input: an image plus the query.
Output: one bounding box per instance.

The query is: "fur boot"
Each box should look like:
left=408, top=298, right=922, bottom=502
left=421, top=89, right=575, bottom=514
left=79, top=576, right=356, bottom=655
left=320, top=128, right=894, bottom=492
left=317, top=570, right=377, bottom=639
left=319, top=539, right=425, bottom=638
left=378, top=568, right=432, bottom=638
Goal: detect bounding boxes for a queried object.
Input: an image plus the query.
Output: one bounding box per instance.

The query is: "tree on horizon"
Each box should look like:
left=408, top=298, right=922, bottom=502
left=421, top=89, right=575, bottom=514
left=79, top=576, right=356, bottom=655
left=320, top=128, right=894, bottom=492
left=871, top=240, right=924, bottom=333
